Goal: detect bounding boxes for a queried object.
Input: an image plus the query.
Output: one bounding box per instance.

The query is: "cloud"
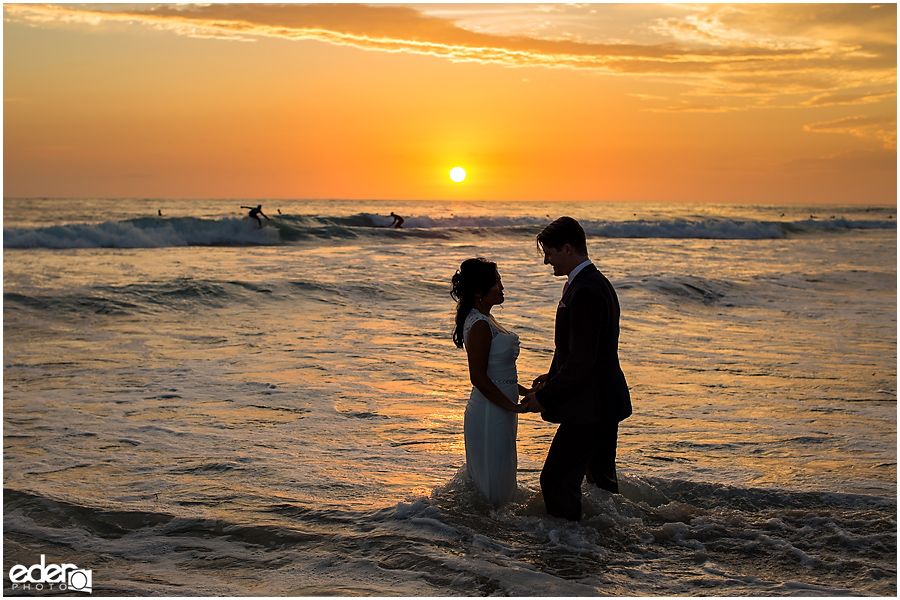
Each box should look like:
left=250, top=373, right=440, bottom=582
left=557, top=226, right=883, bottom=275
left=803, top=90, right=896, bottom=107
left=652, top=3, right=896, bottom=49
left=2, top=3, right=885, bottom=73
left=4, top=2, right=895, bottom=115
left=805, top=115, right=897, bottom=149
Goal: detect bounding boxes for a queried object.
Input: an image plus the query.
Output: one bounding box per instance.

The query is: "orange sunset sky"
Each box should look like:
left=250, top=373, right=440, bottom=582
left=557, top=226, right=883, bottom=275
left=3, top=3, right=897, bottom=203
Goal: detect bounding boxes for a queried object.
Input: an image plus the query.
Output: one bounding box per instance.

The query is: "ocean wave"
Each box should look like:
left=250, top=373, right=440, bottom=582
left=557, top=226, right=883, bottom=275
left=784, top=218, right=898, bottom=234
left=3, top=217, right=280, bottom=249
left=364, top=213, right=897, bottom=239
left=5, top=472, right=895, bottom=596
left=617, top=274, right=735, bottom=305
left=3, top=214, right=895, bottom=249
left=3, top=278, right=279, bottom=316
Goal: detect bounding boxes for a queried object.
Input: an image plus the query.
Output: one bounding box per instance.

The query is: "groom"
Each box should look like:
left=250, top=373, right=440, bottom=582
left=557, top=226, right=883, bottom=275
left=521, top=216, right=632, bottom=521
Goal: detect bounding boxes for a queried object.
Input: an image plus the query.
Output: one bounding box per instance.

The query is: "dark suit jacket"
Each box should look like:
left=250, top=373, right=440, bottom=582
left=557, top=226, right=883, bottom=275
left=535, top=264, right=632, bottom=425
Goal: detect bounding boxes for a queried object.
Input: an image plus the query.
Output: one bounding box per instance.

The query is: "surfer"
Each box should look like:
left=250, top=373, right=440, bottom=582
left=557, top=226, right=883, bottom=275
left=241, top=205, right=270, bottom=228
left=390, top=212, right=405, bottom=229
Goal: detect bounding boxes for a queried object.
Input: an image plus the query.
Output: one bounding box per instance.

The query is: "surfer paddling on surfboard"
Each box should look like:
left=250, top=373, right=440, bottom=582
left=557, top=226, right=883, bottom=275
left=241, top=205, right=270, bottom=228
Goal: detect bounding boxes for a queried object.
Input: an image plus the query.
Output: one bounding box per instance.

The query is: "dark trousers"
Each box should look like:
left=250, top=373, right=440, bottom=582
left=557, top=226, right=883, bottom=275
left=540, top=420, right=620, bottom=521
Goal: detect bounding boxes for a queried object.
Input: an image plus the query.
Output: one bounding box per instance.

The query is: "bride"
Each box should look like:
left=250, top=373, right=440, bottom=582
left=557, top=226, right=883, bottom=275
left=451, top=258, right=533, bottom=504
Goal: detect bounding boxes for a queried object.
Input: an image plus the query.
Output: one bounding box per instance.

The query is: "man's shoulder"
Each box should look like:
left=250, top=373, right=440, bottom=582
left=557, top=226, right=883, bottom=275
left=571, top=264, right=606, bottom=288
left=569, top=268, right=617, bottom=303
left=569, top=262, right=596, bottom=282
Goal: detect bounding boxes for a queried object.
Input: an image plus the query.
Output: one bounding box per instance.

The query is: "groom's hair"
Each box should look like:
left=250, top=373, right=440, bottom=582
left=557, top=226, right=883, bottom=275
left=537, top=216, right=588, bottom=255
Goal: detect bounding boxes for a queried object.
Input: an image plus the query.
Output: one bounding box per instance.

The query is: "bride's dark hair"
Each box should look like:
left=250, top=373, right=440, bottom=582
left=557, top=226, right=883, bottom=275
left=451, top=257, right=498, bottom=348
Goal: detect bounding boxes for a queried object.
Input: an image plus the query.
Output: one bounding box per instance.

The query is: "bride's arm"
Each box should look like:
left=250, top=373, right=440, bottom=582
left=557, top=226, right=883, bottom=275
left=466, top=320, right=525, bottom=413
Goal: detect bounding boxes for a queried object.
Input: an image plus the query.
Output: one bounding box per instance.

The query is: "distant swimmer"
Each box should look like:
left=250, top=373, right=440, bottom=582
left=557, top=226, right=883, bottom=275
left=241, top=204, right=270, bottom=228
left=390, top=212, right=405, bottom=229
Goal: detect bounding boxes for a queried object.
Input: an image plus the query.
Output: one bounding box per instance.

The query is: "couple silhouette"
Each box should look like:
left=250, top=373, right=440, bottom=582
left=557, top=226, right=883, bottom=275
left=451, top=217, right=632, bottom=521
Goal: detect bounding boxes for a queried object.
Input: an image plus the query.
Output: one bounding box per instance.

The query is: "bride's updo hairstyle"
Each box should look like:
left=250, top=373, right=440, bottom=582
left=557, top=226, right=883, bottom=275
left=451, top=257, right=498, bottom=348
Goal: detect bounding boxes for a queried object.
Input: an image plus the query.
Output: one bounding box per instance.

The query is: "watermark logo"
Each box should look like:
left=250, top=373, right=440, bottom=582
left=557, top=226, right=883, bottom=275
left=8, top=555, right=92, bottom=593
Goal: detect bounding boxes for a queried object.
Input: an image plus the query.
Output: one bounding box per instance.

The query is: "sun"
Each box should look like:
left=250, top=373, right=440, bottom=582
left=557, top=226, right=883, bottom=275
left=449, top=167, right=467, bottom=183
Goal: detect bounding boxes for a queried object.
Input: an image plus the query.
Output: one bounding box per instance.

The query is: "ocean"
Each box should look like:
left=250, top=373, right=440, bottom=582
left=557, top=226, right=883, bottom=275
left=3, top=198, right=896, bottom=596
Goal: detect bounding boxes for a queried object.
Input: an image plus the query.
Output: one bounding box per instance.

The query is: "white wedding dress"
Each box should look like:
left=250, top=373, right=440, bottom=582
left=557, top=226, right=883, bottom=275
left=463, top=309, right=519, bottom=504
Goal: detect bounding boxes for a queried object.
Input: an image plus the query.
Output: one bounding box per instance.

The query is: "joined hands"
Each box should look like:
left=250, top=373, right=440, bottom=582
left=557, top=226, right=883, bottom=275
left=517, top=374, right=548, bottom=413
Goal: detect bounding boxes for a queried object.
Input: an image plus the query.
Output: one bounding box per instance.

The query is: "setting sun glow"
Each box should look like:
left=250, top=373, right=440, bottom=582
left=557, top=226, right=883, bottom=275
left=2, top=3, right=895, bottom=203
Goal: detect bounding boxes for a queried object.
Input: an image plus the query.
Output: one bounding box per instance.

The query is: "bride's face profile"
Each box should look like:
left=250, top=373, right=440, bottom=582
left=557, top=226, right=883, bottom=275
left=478, top=271, right=504, bottom=310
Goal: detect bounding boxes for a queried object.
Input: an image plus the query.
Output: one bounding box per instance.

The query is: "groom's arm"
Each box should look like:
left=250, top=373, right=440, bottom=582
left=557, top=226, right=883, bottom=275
left=534, top=285, right=606, bottom=409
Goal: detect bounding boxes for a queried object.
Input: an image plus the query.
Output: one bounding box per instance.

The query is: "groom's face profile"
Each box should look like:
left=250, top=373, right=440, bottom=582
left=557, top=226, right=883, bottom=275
left=542, top=243, right=575, bottom=277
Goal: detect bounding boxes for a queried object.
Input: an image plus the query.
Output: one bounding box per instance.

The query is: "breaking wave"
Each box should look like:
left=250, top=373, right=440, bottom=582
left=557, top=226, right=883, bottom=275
left=3, top=213, right=895, bottom=249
